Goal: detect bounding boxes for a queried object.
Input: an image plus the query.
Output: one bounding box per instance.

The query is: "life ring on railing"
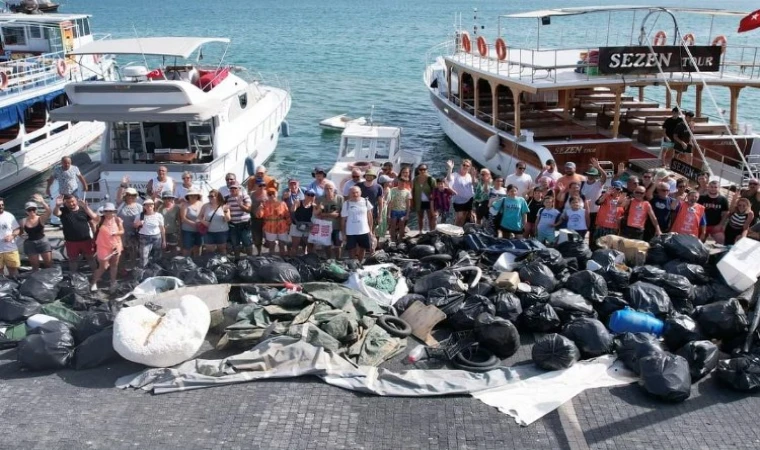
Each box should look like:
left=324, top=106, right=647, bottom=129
left=653, top=30, right=667, bottom=46
left=348, top=161, right=372, bottom=171
left=0, top=72, right=7, bottom=90
left=682, top=33, right=695, bottom=46
left=477, top=36, right=488, bottom=57
left=712, top=35, right=727, bottom=53
left=93, top=54, right=102, bottom=64
left=56, top=59, right=66, bottom=77
left=461, top=32, right=471, bottom=53
left=495, top=38, right=508, bottom=60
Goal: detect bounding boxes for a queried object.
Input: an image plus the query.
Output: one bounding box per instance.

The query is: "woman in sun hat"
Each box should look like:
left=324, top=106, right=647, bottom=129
left=20, top=194, right=53, bottom=271
left=115, top=176, right=143, bottom=265
left=179, top=188, right=205, bottom=256
left=91, top=202, right=124, bottom=291
left=308, top=167, right=329, bottom=197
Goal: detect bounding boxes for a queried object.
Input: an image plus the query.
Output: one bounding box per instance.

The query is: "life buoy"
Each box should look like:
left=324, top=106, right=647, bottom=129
left=56, top=59, right=66, bottom=77
left=653, top=30, right=667, bottom=46
left=93, top=54, right=102, bottom=64
left=495, top=38, right=507, bottom=60
left=712, top=35, right=727, bottom=53
left=348, top=161, right=372, bottom=171
left=0, top=72, right=7, bottom=90
left=477, top=36, right=488, bottom=57
left=682, top=33, right=695, bottom=46
left=461, top=32, right=471, bottom=53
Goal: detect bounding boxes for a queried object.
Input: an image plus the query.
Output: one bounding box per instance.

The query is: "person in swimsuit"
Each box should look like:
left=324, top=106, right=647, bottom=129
left=20, top=194, right=52, bottom=271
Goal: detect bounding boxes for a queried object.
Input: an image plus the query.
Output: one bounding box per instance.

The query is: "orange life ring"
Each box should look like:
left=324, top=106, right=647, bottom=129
left=495, top=38, right=507, bottom=60
left=712, top=35, right=727, bottom=53
left=93, top=54, right=102, bottom=63
left=682, top=33, right=695, bottom=46
left=477, top=36, right=488, bottom=57
left=653, top=30, right=667, bottom=46
left=348, top=161, right=372, bottom=171
left=461, top=32, right=471, bottom=53
left=0, top=72, right=7, bottom=90
left=56, top=59, right=66, bottom=77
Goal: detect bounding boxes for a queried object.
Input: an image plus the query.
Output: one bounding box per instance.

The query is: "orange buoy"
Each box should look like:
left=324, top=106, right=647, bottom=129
left=682, top=33, right=695, bottom=46
left=495, top=38, right=507, bottom=60
left=56, top=59, right=66, bottom=77
left=712, top=35, right=727, bottom=53
left=477, top=36, right=488, bottom=57
left=653, top=30, right=667, bottom=46
left=461, top=32, right=471, bottom=53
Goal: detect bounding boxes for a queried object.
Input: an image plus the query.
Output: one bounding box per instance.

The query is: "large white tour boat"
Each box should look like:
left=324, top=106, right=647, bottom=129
left=50, top=36, right=292, bottom=200
left=425, top=6, right=760, bottom=186
left=0, top=10, right=115, bottom=192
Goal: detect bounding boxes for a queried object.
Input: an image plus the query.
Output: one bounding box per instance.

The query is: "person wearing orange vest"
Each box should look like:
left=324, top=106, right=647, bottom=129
left=592, top=181, right=625, bottom=242
left=621, top=186, right=661, bottom=240
left=671, top=190, right=707, bottom=240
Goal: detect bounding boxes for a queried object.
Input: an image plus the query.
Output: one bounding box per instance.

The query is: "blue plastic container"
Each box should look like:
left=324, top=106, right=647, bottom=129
left=608, top=307, right=665, bottom=337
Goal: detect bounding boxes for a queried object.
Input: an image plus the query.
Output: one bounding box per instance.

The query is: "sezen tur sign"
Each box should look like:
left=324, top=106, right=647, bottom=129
left=597, top=46, right=722, bottom=75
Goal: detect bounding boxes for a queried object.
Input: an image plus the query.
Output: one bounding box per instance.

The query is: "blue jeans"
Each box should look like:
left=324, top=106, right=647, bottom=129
left=139, top=234, right=162, bottom=267
left=228, top=222, right=252, bottom=250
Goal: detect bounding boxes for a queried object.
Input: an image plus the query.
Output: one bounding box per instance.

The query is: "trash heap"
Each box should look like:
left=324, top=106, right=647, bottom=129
left=1, top=227, right=759, bottom=402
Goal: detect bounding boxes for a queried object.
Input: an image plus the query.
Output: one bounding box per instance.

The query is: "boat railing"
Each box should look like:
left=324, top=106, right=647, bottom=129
left=91, top=33, right=112, bottom=42
left=697, top=141, right=760, bottom=186
left=0, top=50, right=69, bottom=99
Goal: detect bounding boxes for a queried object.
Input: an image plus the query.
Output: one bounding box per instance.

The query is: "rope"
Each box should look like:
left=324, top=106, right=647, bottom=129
left=363, top=269, right=398, bottom=294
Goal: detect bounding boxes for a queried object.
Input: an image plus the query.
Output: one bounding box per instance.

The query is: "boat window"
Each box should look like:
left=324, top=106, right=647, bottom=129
left=189, top=120, right=214, bottom=162
left=238, top=93, right=248, bottom=109
left=360, top=138, right=372, bottom=159
left=111, top=122, right=144, bottom=163
left=343, top=137, right=359, bottom=158
left=2, top=26, right=27, bottom=46
left=29, top=26, right=42, bottom=40
left=374, top=139, right=391, bottom=159
left=82, top=18, right=91, bottom=36
left=143, top=122, right=189, bottom=154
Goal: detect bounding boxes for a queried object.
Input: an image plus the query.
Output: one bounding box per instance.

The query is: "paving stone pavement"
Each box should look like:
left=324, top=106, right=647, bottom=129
left=1, top=334, right=759, bottom=450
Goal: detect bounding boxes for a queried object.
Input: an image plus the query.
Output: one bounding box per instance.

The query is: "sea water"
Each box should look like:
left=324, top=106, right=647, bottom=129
left=6, top=0, right=760, bottom=215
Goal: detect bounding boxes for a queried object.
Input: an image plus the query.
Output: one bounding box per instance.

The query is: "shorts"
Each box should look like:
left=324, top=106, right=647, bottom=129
left=165, top=232, right=179, bottom=247
left=229, top=222, right=253, bottom=248
left=23, top=238, right=52, bottom=255
left=499, top=226, right=524, bottom=236
left=290, top=223, right=311, bottom=238
left=204, top=231, right=228, bottom=245
left=346, top=233, right=371, bottom=250
left=474, top=200, right=489, bottom=221
left=181, top=229, right=203, bottom=249
left=675, top=145, right=692, bottom=154
left=331, top=229, right=342, bottom=247
left=705, top=225, right=723, bottom=236
left=453, top=198, right=474, bottom=212
left=661, top=140, right=675, bottom=149
left=0, top=250, right=20, bottom=269
left=251, top=217, right=264, bottom=245
left=65, top=239, right=95, bottom=259
left=97, top=244, right=121, bottom=261
left=390, top=210, right=407, bottom=220
left=621, top=225, right=645, bottom=241
left=537, top=230, right=556, bottom=244
left=417, top=201, right=431, bottom=211
left=265, top=232, right=289, bottom=243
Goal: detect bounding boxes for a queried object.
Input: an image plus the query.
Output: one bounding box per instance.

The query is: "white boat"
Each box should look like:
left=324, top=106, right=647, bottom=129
left=0, top=11, right=116, bottom=193
left=319, top=114, right=367, bottom=131
left=424, top=6, right=760, bottom=186
left=327, top=123, right=422, bottom=192
left=50, top=36, right=292, bottom=200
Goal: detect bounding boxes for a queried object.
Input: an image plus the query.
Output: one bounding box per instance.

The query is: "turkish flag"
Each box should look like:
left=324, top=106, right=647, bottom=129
left=738, top=9, right=760, bottom=33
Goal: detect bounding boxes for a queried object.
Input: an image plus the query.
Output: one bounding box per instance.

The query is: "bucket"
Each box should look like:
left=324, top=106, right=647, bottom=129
left=608, top=307, right=664, bottom=337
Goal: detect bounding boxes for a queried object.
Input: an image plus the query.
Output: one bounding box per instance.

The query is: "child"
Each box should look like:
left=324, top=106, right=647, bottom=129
left=556, top=196, right=590, bottom=239
left=387, top=183, right=412, bottom=243
left=525, top=187, right=545, bottom=238
left=535, top=195, right=560, bottom=245
left=431, top=178, right=455, bottom=225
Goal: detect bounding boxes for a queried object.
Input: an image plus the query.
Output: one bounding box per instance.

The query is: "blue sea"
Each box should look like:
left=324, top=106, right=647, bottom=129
left=8, top=0, right=760, bottom=214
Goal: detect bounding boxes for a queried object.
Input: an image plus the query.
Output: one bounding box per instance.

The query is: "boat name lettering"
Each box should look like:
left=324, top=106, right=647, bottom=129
left=598, top=46, right=721, bottom=75
left=670, top=159, right=701, bottom=182
left=550, top=145, right=596, bottom=155
left=129, top=183, right=147, bottom=191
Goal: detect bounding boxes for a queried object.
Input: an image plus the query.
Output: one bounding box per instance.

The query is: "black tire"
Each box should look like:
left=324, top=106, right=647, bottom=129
left=420, top=254, right=453, bottom=263
left=377, top=315, right=412, bottom=337
left=453, top=347, right=501, bottom=368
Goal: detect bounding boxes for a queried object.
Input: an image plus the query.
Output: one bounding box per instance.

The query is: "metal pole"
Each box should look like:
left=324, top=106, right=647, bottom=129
left=606, top=12, right=611, bottom=46
left=630, top=10, right=636, bottom=45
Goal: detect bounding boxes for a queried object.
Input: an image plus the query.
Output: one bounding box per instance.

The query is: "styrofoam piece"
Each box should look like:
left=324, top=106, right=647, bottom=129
left=436, top=224, right=465, bottom=236
left=26, top=314, right=59, bottom=329
left=494, top=252, right=518, bottom=272
left=717, top=237, right=760, bottom=292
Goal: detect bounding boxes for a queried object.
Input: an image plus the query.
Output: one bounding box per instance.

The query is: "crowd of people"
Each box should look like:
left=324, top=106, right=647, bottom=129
left=2, top=154, right=760, bottom=291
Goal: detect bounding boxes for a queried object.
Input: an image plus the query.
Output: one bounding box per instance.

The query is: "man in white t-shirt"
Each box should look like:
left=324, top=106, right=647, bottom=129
left=0, top=198, right=21, bottom=277
left=341, top=186, right=373, bottom=260
left=536, top=159, right=562, bottom=182
left=580, top=159, right=608, bottom=249
left=505, top=161, right=534, bottom=197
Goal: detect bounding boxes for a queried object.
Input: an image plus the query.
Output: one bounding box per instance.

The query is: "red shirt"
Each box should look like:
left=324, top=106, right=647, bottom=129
left=626, top=199, right=652, bottom=230
left=671, top=202, right=706, bottom=236
left=596, top=197, right=623, bottom=229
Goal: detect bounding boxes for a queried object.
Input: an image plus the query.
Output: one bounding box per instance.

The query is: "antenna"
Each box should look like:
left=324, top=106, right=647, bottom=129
left=132, top=25, right=149, bottom=69
left=369, top=105, right=375, bottom=126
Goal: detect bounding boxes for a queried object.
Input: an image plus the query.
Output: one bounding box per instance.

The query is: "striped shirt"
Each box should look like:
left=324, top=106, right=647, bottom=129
left=226, top=192, right=251, bottom=223
left=727, top=211, right=749, bottom=230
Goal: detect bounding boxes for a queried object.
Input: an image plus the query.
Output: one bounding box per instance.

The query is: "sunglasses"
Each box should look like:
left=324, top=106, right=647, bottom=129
left=517, top=166, right=525, bottom=170
left=26, top=208, right=36, bottom=212
left=643, top=175, right=652, bottom=179
left=306, top=193, right=316, bottom=197
left=182, top=176, right=192, bottom=179
left=419, top=168, right=427, bottom=172
left=352, top=175, right=360, bottom=178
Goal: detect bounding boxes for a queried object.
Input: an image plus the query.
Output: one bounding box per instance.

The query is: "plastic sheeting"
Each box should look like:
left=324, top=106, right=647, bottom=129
left=344, top=264, right=408, bottom=307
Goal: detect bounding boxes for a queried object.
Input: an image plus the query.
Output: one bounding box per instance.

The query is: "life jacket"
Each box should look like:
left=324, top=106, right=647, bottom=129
left=671, top=202, right=705, bottom=235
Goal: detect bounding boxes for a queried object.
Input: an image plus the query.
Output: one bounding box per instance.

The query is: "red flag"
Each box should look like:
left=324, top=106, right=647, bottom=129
left=738, top=9, right=760, bottom=33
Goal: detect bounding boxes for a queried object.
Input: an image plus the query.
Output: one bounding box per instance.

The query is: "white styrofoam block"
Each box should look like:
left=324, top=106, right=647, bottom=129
left=717, top=237, right=760, bottom=292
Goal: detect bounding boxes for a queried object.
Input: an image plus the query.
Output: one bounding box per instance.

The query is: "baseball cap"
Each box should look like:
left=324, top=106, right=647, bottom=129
left=585, top=168, right=600, bottom=176
left=312, top=167, right=326, bottom=177
left=143, top=198, right=155, bottom=205
left=611, top=181, right=625, bottom=190
left=565, top=162, right=576, bottom=169
left=124, top=187, right=138, bottom=196
left=288, top=178, right=298, bottom=184
left=24, top=201, right=37, bottom=210
left=161, top=190, right=175, bottom=199
left=378, top=174, right=393, bottom=185
left=305, top=188, right=317, bottom=196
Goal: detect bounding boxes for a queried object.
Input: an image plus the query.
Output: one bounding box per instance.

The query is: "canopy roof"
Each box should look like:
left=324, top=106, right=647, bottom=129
left=343, top=124, right=400, bottom=139
left=504, top=6, right=748, bottom=19
left=69, top=37, right=230, bottom=58
left=50, top=101, right=223, bottom=123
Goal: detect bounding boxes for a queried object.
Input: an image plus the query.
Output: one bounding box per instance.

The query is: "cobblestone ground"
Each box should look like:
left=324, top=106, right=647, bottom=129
left=1, top=334, right=759, bottom=450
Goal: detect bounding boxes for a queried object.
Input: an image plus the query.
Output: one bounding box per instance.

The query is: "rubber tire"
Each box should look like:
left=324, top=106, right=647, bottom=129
left=420, top=254, right=453, bottom=263
left=377, top=315, right=412, bottom=338
left=453, top=347, right=501, bottom=368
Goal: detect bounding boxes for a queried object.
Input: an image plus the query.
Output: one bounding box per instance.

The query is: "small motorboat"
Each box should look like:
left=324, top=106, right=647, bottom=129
left=319, top=114, right=367, bottom=131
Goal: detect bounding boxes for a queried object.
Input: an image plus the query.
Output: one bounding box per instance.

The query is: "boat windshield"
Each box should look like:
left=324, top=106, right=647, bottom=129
left=341, top=136, right=394, bottom=160
left=109, top=120, right=214, bottom=165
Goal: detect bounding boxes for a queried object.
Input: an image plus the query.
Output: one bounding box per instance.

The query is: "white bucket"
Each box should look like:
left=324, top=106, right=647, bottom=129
left=717, top=237, right=760, bottom=292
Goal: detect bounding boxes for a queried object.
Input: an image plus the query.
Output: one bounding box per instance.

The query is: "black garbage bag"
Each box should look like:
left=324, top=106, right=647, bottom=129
left=131, top=262, right=164, bottom=282
left=256, top=262, right=301, bottom=284
left=394, top=294, right=425, bottom=315
left=284, top=254, right=322, bottom=282
left=166, top=256, right=198, bottom=279
left=645, top=243, right=669, bottom=266
left=550, top=289, right=596, bottom=322
left=414, top=269, right=466, bottom=294
left=614, top=332, right=665, bottom=375
left=319, top=261, right=351, bottom=283
left=449, top=295, right=495, bottom=331
left=408, top=245, right=437, bottom=259
left=425, top=288, right=466, bottom=316
left=530, top=248, right=566, bottom=274
left=565, top=271, right=608, bottom=303
left=516, top=285, right=550, bottom=309
left=57, top=273, right=92, bottom=307
left=16, top=321, right=74, bottom=370
left=692, top=284, right=715, bottom=307
left=693, top=299, right=748, bottom=340
left=518, top=261, right=557, bottom=292
left=676, top=340, right=718, bottom=381
left=491, top=290, right=523, bottom=323
left=639, top=352, right=692, bottom=402
left=561, top=318, right=613, bottom=358
left=0, top=276, right=18, bottom=294
left=595, top=293, right=629, bottom=322
left=18, top=266, right=63, bottom=304
left=474, top=313, right=520, bottom=358
left=663, top=260, right=710, bottom=285
left=662, top=233, right=709, bottom=265
left=556, top=240, right=592, bottom=268
left=239, top=285, right=280, bottom=305
left=532, top=333, right=580, bottom=370
left=716, top=355, right=760, bottom=392
left=186, top=268, right=218, bottom=285
left=364, top=250, right=390, bottom=265
left=74, top=310, right=115, bottom=344
left=73, top=327, right=121, bottom=370
left=212, top=263, right=237, bottom=283
left=625, top=281, right=672, bottom=318
left=468, top=281, right=494, bottom=297
left=630, top=265, right=666, bottom=284
left=663, top=313, right=703, bottom=351
left=205, top=254, right=233, bottom=269
left=0, top=296, right=40, bottom=323
left=591, top=249, right=624, bottom=270
left=236, top=258, right=257, bottom=283
left=600, top=266, right=631, bottom=292
left=520, top=302, right=561, bottom=332
left=657, top=274, right=694, bottom=314
left=707, top=282, right=740, bottom=304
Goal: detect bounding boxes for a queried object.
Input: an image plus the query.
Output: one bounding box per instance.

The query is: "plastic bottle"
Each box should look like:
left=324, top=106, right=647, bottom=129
left=406, top=345, right=427, bottom=363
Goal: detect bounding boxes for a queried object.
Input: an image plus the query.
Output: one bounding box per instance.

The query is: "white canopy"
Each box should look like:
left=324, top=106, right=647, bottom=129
left=69, top=37, right=230, bottom=58
left=504, top=6, right=748, bottom=19
left=343, top=124, right=401, bottom=139
left=50, top=101, right=223, bottom=123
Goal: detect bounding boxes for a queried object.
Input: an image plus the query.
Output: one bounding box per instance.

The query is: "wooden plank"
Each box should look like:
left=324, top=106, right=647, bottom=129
left=400, top=301, right=446, bottom=346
